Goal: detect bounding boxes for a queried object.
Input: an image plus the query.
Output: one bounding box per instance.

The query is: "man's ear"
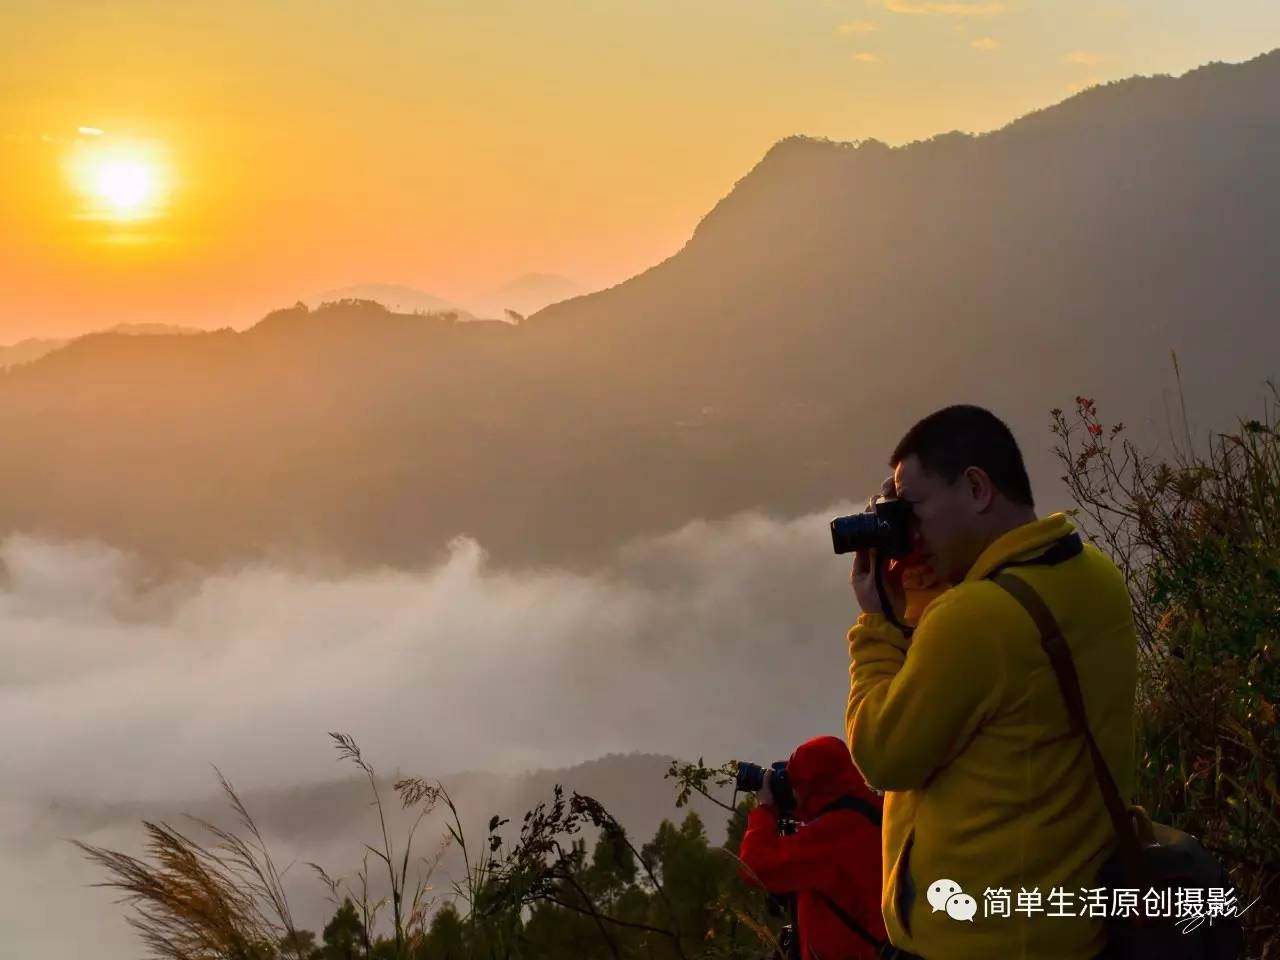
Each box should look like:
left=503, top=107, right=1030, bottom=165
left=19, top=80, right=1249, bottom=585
left=964, top=466, right=997, bottom=513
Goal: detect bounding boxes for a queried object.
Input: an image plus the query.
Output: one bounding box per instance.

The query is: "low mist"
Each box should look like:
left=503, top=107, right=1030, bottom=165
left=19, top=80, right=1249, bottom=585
left=2, top=503, right=866, bottom=957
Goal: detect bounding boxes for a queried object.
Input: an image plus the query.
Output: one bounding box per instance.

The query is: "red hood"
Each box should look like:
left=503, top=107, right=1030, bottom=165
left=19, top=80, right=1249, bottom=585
left=787, top=735, right=877, bottom=821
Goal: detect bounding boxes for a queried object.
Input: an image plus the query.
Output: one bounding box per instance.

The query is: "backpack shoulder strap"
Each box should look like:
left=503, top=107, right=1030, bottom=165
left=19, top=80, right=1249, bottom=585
left=989, top=570, right=1152, bottom=889
left=986, top=532, right=1083, bottom=579
left=807, top=795, right=887, bottom=947
left=816, top=794, right=882, bottom=827
left=811, top=890, right=886, bottom=950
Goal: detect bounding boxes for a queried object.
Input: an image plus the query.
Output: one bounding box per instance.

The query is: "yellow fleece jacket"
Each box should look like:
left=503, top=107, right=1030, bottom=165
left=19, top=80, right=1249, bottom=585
left=846, top=513, right=1137, bottom=960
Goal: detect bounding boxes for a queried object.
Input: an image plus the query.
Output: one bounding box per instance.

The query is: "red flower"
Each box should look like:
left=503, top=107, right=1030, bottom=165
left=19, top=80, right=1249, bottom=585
left=1088, top=423, right=1103, bottom=436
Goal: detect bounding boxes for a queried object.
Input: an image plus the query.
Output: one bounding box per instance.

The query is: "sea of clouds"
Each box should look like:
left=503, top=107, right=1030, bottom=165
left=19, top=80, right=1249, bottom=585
left=2, top=503, right=866, bottom=957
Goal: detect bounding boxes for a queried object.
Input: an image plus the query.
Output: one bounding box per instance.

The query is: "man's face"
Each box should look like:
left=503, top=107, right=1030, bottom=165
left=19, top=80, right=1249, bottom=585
left=893, top=454, right=986, bottom=584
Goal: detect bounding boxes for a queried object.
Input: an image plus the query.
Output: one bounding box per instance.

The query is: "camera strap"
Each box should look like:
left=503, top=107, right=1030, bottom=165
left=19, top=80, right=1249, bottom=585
left=874, top=558, right=915, bottom=638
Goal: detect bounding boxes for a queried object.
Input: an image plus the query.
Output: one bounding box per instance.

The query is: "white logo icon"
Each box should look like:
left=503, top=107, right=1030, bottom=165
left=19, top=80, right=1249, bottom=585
left=927, top=879, right=977, bottom=921
left=945, top=892, right=978, bottom=922
left=927, top=878, right=963, bottom=913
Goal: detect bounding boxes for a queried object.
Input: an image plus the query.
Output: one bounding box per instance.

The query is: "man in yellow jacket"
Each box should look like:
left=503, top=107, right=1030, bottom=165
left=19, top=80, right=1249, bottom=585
left=845, top=405, right=1137, bottom=960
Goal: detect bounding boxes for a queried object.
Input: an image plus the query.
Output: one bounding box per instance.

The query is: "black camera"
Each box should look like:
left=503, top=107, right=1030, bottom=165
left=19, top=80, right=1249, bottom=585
left=830, top=496, right=914, bottom=558
left=736, top=760, right=796, bottom=812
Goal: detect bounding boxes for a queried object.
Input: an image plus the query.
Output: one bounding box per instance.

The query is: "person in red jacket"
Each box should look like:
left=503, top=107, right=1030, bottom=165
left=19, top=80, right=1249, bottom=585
left=738, top=735, right=887, bottom=960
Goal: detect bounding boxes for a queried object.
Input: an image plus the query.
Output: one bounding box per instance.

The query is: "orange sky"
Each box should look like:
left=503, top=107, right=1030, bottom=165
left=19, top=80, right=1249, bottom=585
left=2, top=0, right=1278, bottom=340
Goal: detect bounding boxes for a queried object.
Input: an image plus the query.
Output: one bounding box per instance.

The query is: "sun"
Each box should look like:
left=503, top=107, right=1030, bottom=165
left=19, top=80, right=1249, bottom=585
left=65, top=135, right=173, bottom=222
left=91, top=158, right=155, bottom=213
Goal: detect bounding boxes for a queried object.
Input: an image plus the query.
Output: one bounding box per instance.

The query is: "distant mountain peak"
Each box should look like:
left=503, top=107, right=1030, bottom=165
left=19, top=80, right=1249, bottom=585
left=103, top=322, right=201, bottom=336
left=0, top=321, right=201, bottom=369
left=303, top=282, right=477, bottom=318
left=469, top=273, right=583, bottom=320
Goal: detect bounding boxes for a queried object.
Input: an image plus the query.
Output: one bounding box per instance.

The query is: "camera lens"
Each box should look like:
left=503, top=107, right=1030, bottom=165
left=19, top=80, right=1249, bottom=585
left=831, top=497, right=914, bottom=558
left=735, top=762, right=766, bottom=793
left=830, top=512, right=885, bottom=555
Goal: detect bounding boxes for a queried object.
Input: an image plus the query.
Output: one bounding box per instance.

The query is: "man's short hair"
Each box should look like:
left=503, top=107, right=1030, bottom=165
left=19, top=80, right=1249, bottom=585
left=891, top=405, right=1034, bottom=508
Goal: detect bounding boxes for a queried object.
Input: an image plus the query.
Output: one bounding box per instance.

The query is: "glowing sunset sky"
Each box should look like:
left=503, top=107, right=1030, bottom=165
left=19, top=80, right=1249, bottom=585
left=2, top=0, right=1277, bottom=339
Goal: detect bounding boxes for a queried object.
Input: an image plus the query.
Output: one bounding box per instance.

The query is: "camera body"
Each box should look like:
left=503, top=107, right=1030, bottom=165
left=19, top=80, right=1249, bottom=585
left=830, top=496, right=914, bottom=558
left=736, top=760, right=796, bottom=812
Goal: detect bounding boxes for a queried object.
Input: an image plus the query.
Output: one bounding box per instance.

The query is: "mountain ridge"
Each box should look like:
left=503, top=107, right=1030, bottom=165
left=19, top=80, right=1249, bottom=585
left=3, top=49, right=1279, bottom=572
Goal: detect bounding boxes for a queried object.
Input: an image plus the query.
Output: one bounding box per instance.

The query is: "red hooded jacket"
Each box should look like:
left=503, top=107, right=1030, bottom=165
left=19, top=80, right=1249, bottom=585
left=738, top=736, right=886, bottom=960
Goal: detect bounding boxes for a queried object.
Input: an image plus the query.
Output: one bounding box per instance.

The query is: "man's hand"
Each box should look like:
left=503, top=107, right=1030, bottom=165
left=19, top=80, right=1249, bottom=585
left=756, top=769, right=775, bottom=808
left=850, top=475, right=907, bottom=619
